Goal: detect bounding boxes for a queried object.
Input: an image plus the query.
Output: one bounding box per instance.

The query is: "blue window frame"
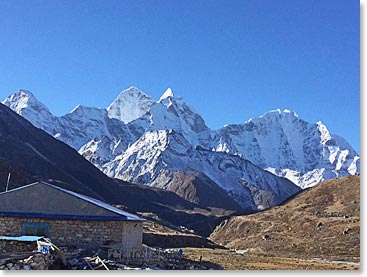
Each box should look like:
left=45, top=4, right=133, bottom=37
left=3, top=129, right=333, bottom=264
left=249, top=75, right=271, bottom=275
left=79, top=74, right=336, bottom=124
left=21, top=222, right=50, bottom=237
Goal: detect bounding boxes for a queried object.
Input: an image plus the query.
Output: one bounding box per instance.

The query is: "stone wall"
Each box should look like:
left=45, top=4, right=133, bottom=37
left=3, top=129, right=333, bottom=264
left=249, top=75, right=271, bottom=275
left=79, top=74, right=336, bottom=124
left=0, top=216, right=143, bottom=257
left=0, top=252, right=53, bottom=270
left=0, top=240, right=37, bottom=254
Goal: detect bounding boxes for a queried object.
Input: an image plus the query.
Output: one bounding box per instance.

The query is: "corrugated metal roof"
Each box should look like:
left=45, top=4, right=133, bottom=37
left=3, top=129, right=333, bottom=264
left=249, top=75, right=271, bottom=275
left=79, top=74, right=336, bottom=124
left=0, top=235, right=43, bottom=242
left=0, top=181, right=145, bottom=222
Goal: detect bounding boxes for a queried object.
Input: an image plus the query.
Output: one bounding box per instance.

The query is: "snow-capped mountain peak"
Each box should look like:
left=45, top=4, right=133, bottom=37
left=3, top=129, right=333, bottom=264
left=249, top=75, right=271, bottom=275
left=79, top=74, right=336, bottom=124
left=283, top=109, right=299, bottom=117
left=128, top=88, right=209, bottom=145
left=245, top=109, right=299, bottom=125
left=107, top=86, right=155, bottom=123
left=2, top=89, right=48, bottom=115
left=210, top=108, right=359, bottom=188
left=1, top=89, right=58, bottom=133
left=259, top=108, right=299, bottom=119
left=13, top=89, right=34, bottom=99
left=158, top=87, right=175, bottom=102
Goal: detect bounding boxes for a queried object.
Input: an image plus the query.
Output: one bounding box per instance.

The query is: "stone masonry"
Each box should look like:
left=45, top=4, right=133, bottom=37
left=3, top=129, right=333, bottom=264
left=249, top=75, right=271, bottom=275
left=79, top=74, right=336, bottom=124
left=0, top=216, right=143, bottom=257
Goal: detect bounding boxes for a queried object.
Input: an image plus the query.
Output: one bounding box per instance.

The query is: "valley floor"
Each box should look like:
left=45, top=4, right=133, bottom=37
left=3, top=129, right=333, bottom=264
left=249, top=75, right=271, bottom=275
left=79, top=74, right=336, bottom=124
left=182, top=248, right=360, bottom=270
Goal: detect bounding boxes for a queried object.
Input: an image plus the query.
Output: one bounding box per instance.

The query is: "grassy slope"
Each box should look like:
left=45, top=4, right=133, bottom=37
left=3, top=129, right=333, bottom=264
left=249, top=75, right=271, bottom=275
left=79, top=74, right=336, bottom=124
left=209, top=175, right=360, bottom=262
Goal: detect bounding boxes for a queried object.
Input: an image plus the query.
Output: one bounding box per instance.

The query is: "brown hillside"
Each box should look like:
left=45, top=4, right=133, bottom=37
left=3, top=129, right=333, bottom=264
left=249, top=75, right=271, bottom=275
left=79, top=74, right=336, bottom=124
left=209, top=175, right=360, bottom=262
left=165, top=170, right=242, bottom=211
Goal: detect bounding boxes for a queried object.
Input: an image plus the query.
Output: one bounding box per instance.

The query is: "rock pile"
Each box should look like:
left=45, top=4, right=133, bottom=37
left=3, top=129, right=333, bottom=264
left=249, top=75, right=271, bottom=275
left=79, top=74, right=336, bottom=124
left=0, top=244, right=222, bottom=270
left=0, top=240, right=37, bottom=254
left=0, top=252, right=53, bottom=270
left=65, top=246, right=221, bottom=270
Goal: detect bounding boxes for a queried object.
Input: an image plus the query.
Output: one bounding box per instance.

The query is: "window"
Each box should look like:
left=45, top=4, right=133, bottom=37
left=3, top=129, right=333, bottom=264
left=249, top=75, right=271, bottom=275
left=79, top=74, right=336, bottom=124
left=21, top=222, right=49, bottom=237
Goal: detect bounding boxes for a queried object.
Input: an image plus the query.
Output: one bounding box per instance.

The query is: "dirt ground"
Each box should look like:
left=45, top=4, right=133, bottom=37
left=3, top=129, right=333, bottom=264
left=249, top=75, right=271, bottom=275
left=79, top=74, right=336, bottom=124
left=182, top=248, right=359, bottom=270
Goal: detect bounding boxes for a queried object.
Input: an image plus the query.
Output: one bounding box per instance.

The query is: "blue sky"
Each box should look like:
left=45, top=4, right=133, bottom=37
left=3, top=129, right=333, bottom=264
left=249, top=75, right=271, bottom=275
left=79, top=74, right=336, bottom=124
left=0, top=0, right=360, bottom=152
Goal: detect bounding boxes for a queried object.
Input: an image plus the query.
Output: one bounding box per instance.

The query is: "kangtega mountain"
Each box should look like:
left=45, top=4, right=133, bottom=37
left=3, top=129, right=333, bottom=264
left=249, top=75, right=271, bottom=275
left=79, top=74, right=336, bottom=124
left=2, top=87, right=359, bottom=210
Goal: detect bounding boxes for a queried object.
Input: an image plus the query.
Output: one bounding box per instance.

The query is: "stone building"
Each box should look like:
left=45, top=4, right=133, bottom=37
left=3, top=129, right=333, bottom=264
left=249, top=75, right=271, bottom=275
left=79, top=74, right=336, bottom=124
left=0, top=181, right=145, bottom=258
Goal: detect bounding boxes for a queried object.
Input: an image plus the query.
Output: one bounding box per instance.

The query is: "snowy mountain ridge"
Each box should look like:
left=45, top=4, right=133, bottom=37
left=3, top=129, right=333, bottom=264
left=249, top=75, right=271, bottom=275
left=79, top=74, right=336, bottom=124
left=1, top=87, right=360, bottom=209
left=205, top=108, right=359, bottom=188
left=102, top=129, right=300, bottom=210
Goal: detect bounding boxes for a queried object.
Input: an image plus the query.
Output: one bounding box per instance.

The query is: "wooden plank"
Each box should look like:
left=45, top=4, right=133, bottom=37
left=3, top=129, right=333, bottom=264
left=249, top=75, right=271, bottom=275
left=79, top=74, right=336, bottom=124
left=96, top=256, right=109, bottom=270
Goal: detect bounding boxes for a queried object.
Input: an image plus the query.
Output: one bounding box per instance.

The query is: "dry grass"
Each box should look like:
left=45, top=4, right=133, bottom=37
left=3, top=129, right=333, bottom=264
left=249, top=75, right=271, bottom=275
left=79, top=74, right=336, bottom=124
left=209, top=176, right=360, bottom=263
left=183, top=248, right=359, bottom=270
